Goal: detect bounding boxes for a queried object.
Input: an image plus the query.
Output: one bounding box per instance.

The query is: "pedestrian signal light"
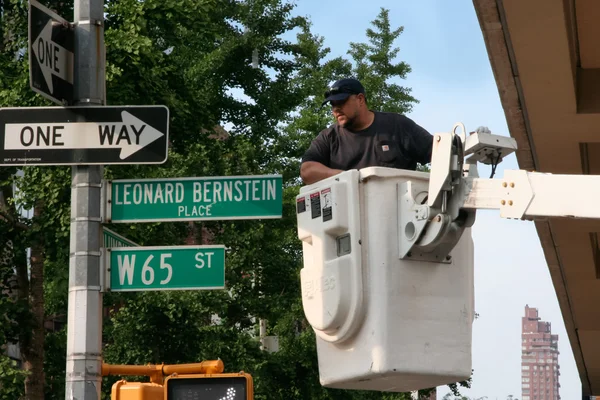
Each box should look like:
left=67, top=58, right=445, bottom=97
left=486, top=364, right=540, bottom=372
left=164, top=373, right=253, bottom=400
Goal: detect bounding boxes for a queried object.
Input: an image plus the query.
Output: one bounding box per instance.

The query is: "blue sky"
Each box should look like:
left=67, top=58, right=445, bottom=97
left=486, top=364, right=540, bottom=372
left=289, top=0, right=582, bottom=399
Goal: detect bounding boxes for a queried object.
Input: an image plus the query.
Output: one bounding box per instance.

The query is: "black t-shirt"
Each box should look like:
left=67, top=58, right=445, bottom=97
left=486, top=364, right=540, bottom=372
left=301, top=111, right=433, bottom=171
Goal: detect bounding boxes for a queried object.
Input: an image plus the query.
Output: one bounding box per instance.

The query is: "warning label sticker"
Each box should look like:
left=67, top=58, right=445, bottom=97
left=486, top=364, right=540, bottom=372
left=310, top=192, right=321, bottom=219
left=321, top=188, right=332, bottom=222
left=297, top=196, right=306, bottom=214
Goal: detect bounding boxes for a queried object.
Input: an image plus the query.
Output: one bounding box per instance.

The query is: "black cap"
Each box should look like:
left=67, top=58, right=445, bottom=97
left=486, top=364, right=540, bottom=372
left=322, top=78, right=366, bottom=106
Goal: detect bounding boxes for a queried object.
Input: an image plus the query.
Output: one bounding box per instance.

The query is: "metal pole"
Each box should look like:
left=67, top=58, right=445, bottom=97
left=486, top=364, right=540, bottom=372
left=65, top=0, right=105, bottom=396
left=250, top=45, right=264, bottom=350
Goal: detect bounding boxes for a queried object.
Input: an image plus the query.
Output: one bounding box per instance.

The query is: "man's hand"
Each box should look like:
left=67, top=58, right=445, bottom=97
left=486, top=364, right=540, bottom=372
left=300, top=161, right=344, bottom=185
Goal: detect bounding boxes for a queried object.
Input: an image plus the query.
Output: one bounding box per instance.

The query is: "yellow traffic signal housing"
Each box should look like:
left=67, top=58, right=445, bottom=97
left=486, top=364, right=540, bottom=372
left=164, top=372, right=254, bottom=400
left=110, top=380, right=163, bottom=400
left=105, top=361, right=254, bottom=400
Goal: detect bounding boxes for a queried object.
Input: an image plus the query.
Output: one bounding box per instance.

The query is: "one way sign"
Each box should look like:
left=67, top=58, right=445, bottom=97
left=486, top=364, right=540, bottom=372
left=0, top=106, right=169, bottom=166
left=28, top=0, right=74, bottom=105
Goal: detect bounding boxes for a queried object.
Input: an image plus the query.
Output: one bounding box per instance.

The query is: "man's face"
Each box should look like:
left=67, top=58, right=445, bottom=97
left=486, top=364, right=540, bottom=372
left=330, top=94, right=361, bottom=129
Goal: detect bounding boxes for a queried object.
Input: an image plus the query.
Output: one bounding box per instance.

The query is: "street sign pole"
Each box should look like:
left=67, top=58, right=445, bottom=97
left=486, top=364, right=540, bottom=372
left=65, top=0, right=105, bottom=398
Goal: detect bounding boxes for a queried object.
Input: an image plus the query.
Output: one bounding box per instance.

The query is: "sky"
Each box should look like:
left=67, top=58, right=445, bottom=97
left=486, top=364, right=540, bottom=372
left=288, top=1, right=582, bottom=399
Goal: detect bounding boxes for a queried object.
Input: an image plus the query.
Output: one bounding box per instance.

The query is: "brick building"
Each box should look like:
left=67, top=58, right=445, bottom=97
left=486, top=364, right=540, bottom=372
left=521, top=305, right=560, bottom=400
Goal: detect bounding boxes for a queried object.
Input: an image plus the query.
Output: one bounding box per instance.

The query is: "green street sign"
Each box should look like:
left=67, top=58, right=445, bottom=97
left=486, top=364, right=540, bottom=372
left=105, top=175, right=283, bottom=223
left=103, top=227, right=139, bottom=248
left=107, top=245, right=225, bottom=292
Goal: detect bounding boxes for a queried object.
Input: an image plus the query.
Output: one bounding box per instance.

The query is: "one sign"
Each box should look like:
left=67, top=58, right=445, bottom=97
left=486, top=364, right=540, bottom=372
left=106, top=175, right=283, bottom=223
left=29, top=0, right=74, bottom=105
left=107, top=245, right=225, bottom=292
left=103, top=227, right=139, bottom=248
left=0, top=106, right=169, bottom=166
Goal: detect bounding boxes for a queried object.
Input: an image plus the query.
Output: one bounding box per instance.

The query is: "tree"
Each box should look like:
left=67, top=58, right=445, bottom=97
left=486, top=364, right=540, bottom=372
left=0, top=0, right=51, bottom=397
left=441, top=395, right=490, bottom=400
left=1, top=0, right=311, bottom=397
left=349, top=8, right=418, bottom=113
left=273, top=7, right=421, bottom=183
left=1, top=2, right=470, bottom=400
left=0, top=226, right=29, bottom=400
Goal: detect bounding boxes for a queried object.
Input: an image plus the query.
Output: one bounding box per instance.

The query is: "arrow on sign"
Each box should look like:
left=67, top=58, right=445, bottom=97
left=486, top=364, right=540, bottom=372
left=32, top=20, right=74, bottom=93
left=4, top=111, right=164, bottom=159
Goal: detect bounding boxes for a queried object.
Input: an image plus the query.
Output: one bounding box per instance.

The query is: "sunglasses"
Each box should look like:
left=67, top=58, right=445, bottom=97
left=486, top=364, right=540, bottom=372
left=324, top=86, right=359, bottom=98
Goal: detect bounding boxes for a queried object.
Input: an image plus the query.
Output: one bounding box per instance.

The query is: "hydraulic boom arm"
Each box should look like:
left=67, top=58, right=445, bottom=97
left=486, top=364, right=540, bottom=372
left=463, top=169, right=600, bottom=220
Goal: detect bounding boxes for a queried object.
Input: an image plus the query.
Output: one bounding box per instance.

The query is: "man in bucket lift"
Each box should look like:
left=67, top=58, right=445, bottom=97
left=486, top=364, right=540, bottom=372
left=300, top=78, right=434, bottom=185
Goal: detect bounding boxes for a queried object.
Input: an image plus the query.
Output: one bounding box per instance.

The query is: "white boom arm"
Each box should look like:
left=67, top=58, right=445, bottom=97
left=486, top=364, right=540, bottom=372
left=463, top=170, right=600, bottom=220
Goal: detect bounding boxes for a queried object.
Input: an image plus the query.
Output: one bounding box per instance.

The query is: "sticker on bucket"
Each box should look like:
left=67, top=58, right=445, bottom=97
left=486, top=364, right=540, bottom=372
left=321, top=188, right=332, bottom=222
left=310, top=192, right=321, bottom=219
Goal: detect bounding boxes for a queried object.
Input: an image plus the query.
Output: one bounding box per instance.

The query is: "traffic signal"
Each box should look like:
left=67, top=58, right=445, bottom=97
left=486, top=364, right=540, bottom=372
left=164, top=372, right=253, bottom=400
left=105, top=361, right=253, bottom=400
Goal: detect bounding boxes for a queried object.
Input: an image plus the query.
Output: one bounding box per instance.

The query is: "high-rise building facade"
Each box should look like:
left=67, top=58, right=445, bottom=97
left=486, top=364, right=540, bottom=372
left=521, top=305, right=560, bottom=400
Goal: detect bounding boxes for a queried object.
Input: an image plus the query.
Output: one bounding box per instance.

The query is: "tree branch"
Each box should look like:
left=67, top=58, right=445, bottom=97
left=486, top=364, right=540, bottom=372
left=0, top=211, right=29, bottom=231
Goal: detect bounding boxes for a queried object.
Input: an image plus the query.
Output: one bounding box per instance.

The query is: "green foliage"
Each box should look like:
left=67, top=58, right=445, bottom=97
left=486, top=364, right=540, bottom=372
left=0, top=1, right=470, bottom=399
left=0, top=355, right=27, bottom=400
left=349, top=8, right=418, bottom=114
left=441, top=392, right=493, bottom=400
left=0, top=237, right=24, bottom=346
left=273, top=7, right=419, bottom=183
left=0, top=182, right=34, bottom=400
left=44, top=328, right=66, bottom=400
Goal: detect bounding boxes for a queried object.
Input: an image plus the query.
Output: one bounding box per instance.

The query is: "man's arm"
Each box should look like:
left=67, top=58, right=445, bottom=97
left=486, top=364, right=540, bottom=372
left=404, top=117, right=434, bottom=165
left=301, top=128, right=343, bottom=185
left=300, top=162, right=343, bottom=185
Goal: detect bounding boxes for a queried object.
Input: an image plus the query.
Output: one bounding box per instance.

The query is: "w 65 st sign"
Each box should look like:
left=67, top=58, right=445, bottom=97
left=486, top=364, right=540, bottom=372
left=106, top=246, right=225, bottom=292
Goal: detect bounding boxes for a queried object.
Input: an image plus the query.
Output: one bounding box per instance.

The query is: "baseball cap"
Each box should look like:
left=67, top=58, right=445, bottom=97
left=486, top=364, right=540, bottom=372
left=321, top=78, right=366, bottom=106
